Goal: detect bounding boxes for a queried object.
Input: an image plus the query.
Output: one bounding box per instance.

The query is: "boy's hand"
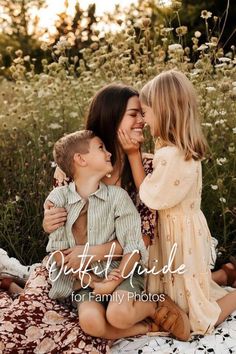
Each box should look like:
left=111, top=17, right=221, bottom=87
left=118, top=129, right=140, bottom=155
left=92, top=278, right=120, bottom=295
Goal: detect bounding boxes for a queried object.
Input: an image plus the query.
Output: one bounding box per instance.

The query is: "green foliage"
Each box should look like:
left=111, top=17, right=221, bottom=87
left=0, top=1, right=235, bottom=264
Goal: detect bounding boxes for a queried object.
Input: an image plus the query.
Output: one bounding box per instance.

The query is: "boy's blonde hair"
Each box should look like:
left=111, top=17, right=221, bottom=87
left=53, top=130, right=95, bottom=178
left=140, top=70, right=207, bottom=160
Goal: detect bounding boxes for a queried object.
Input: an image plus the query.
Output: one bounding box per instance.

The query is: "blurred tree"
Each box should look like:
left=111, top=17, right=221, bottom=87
left=51, top=1, right=98, bottom=65
left=0, top=0, right=46, bottom=72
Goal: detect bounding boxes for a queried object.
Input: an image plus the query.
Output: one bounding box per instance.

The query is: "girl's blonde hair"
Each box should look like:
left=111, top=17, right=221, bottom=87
left=140, top=70, right=207, bottom=160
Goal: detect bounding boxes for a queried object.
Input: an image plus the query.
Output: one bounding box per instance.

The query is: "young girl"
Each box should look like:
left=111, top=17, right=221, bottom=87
left=119, top=70, right=236, bottom=334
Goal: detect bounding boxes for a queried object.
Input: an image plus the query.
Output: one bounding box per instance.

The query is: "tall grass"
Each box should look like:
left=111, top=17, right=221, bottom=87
left=0, top=5, right=235, bottom=264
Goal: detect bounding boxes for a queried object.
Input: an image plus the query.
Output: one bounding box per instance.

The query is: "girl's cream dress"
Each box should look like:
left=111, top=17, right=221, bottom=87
left=140, top=145, right=227, bottom=334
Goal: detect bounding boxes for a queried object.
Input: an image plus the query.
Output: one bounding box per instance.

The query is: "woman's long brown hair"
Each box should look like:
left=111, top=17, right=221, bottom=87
left=86, top=83, right=139, bottom=192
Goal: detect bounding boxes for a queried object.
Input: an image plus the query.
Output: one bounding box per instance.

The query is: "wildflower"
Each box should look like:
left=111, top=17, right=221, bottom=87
left=13, top=58, right=22, bottom=64
left=215, top=63, right=226, bottom=68
left=185, top=47, right=190, bottom=55
left=218, top=57, right=231, bottom=63
left=50, top=161, right=57, bottom=168
left=220, top=82, right=230, bottom=93
left=171, top=1, right=182, bottom=11
left=168, top=44, right=183, bottom=52
left=219, top=197, right=226, bottom=203
left=24, top=55, right=30, bottom=62
left=205, top=37, right=218, bottom=47
left=228, top=144, right=235, bottom=153
left=230, top=91, right=236, bottom=101
left=48, top=123, right=62, bottom=130
left=202, top=122, right=212, bottom=127
left=90, top=42, right=99, bottom=50
left=194, top=31, right=201, bottom=38
left=201, top=10, right=212, bottom=20
left=211, top=185, right=218, bottom=190
left=215, top=119, right=227, bottom=125
left=54, top=37, right=71, bottom=52
left=15, top=195, right=20, bottom=202
left=58, top=56, right=68, bottom=65
left=40, top=43, right=48, bottom=51
left=161, top=27, right=174, bottom=35
left=15, top=49, right=23, bottom=57
left=206, top=87, right=216, bottom=93
left=69, top=112, right=78, bottom=118
left=216, top=158, right=227, bottom=166
left=176, top=26, right=188, bottom=36
left=197, top=44, right=208, bottom=51
left=142, top=18, right=151, bottom=27
left=6, top=46, right=13, bottom=53
left=233, top=128, right=236, bottom=134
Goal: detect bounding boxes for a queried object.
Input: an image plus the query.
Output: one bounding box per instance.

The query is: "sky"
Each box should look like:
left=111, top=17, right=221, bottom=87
left=38, top=0, right=138, bottom=33
left=37, top=0, right=172, bottom=37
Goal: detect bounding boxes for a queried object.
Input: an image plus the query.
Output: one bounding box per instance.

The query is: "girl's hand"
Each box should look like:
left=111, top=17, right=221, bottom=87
left=118, top=129, right=140, bottom=155
left=104, top=269, right=122, bottom=282
left=43, top=201, right=67, bottom=233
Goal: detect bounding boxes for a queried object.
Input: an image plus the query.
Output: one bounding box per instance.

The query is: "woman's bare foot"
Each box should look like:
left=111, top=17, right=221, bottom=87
left=0, top=279, right=24, bottom=295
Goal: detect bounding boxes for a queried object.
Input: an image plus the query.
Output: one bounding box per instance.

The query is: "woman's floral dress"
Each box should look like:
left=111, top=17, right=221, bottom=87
left=0, top=156, right=156, bottom=354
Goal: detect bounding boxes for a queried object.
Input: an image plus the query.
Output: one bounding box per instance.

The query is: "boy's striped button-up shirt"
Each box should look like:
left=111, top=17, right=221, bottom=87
left=46, top=181, right=147, bottom=299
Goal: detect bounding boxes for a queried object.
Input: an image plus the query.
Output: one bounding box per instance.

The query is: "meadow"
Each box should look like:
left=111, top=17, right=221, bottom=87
left=0, top=5, right=235, bottom=265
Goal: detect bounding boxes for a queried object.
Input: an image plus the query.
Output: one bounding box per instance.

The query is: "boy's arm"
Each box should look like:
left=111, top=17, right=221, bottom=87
left=114, top=189, right=148, bottom=264
left=92, top=252, right=140, bottom=295
left=45, top=187, right=70, bottom=254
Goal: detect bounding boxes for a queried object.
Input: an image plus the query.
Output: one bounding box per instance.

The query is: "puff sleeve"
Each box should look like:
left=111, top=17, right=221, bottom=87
left=139, top=146, right=198, bottom=210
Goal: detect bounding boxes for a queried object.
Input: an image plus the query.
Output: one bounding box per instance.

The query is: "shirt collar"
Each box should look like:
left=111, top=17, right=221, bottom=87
left=67, top=181, right=108, bottom=204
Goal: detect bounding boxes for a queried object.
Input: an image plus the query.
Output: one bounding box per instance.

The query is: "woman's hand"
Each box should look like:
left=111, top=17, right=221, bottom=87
left=43, top=200, right=67, bottom=233
left=118, top=129, right=140, bottom=156
left=62, top=241, right=123, bottom=271
left=63, top=246, right=91, bottom=271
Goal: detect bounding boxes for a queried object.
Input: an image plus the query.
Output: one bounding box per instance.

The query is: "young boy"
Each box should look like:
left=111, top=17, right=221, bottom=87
left=45, top=130, right=147, bottom=301
left=45, top=130, right=191, bottom=341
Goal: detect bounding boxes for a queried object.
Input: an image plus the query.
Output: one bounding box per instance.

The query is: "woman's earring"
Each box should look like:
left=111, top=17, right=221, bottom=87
left=106, top=173, right=112, bottom=178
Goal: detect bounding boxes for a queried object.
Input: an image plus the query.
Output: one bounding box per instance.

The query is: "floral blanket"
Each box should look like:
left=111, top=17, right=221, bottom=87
left=0, top=263, right=109, bottom=354
left=112, top=309, right=236, bottom=354
left=0, top=263, right=236, bottom=354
